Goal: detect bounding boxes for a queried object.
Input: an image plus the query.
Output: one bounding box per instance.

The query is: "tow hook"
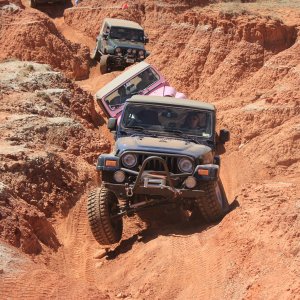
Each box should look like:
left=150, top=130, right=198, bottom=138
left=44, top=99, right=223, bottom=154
left=125, top=183, right=133, bottom=197
left=174, top=189, right=182, bottom=199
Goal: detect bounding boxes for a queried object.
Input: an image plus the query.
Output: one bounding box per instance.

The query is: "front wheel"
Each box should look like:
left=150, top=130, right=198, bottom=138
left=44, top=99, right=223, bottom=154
left=100, top=55, right=112, bottom=74
left=87, top=186, right=123, bottom=245
left=194, top=179, right=229, bottom=222
left=91, top=47, right=100, bottom=61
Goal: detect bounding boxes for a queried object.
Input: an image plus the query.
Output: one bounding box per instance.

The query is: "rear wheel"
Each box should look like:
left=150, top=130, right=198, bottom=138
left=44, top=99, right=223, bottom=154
left=87, top=186, right=123, bottom=245
left=194, top=179, right=229, bottom=222
left=100, top=55, right=112, bottom=74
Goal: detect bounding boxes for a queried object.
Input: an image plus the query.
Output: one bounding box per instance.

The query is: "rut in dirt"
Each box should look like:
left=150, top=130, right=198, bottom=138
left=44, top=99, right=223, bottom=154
left=0, top=1, right=300, bottom=299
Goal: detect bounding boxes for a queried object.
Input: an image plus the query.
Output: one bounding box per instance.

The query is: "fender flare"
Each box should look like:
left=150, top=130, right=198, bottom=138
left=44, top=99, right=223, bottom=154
left=163, top=86, right=176, bottom=97
left=175, top=92, right=187, bottom=99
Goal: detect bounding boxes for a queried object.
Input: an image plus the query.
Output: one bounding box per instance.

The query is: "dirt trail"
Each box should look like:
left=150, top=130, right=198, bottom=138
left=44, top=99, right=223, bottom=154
left=54, top=16, right=94, bottom=49
left=1, top=1, right=300, bottom=299
left=77, top=65, right=120, bottom=95
left=45, top=7, right=120, bottom=96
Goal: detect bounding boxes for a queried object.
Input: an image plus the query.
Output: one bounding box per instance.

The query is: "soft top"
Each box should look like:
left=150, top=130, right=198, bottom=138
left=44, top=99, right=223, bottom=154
left=103, top=18, right=144, bottom=31
left=95, top=61, right=151, bottom=99
left=127, top=95, right=215, bottom=111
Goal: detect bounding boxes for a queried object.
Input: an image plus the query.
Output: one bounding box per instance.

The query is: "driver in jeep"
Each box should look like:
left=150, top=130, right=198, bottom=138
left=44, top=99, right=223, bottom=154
left=110, top=86, right=130, bottom=107
left=136, top=69, right=157, bottom=91
left=182, top=111, right=208, bottom=134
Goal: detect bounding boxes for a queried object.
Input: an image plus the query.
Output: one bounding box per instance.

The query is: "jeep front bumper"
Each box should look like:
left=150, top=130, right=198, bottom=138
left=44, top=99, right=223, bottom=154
left=103, top=182, right=205, bottom=199
left=99, top=155, right=219, bottom=199
left=110, top=55, right=144, bottom=66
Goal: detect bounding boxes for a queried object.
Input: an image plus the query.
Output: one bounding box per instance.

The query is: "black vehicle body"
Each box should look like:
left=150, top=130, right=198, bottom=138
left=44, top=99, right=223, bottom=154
left=99, top=143, right=218, bottom=198
left=92, top=18, right=149, bottom=73
left=88, top=96, right=230, bottom=245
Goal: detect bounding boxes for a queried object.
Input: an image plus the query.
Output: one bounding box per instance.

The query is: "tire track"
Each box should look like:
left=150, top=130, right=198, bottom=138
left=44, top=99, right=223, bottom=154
left=50, top=193, right=104, bottom=287
left=53, top=195, right=90, bottom=279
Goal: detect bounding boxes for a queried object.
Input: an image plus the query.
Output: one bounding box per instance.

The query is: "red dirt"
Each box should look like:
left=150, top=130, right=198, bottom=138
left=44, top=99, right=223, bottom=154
left=0, top=2, right=90, bottom=79
left=0, top=0, right=300, bottom=299
left=0, top=60, right=110, bottom=255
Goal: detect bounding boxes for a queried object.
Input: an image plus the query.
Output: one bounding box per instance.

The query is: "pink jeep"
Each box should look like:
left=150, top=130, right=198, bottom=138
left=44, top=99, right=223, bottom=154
left=95, top=61, right=186, bottom=118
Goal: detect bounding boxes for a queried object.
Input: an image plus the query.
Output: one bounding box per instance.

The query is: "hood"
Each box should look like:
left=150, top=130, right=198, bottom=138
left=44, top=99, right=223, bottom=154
left=109, top=39, right=145, bottom=50
left=115, top=136, right=212, bottom=158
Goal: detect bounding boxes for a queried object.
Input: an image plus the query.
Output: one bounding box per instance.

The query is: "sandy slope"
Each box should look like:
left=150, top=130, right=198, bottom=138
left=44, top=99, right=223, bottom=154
left=0, top=1, right=300, bottom=299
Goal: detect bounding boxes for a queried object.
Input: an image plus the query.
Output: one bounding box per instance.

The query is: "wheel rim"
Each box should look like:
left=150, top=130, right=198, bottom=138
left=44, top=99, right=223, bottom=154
left=100, top=56, right=108, bottom=73
left=108, top=199, right=120, bottom=229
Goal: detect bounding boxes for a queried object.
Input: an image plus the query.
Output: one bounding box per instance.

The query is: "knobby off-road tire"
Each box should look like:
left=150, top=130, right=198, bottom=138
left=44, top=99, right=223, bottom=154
left=87, top=187, right=123, bottom=245
left=91, top=48, right=100, bottom=61
left=194, top=179, right=229, bottom=222
left=100, top=55, right=111, bottom=74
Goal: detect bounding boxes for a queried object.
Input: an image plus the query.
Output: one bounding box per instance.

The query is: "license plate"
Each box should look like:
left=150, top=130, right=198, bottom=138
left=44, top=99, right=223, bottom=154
left=126, top=58, right=135, bottom=63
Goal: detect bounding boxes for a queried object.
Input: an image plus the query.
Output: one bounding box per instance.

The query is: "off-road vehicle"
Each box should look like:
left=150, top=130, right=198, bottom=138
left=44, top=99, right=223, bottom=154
left=29, top=0, right=66, bottom=8
left=87, top=96, right=230, bottom=245
left=95, top=61, right=186, bottom=118
left=92, top=18, right=149, bottom=74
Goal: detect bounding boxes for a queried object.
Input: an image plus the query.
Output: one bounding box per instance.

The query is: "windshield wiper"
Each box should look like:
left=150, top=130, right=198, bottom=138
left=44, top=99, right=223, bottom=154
left=186, top=137, right=199, bottom=144
left=132, top=132, right=158, bottom=138
left=126, top=125, right=144, bottom=131
left=164, top=129, right=201, bottom=144
left=123, top=126, right=159, bottom=138
left=163, top=128, right=183, bottom=135
left=110, top=104, right=123, bottom=109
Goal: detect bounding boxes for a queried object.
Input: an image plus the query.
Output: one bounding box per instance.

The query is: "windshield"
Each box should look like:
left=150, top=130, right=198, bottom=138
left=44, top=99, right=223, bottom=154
left=109, top=27, right=144, bottom=42
left=105, top=68, right=160, bottom=109
left=121, top=103, right=213, bottom=138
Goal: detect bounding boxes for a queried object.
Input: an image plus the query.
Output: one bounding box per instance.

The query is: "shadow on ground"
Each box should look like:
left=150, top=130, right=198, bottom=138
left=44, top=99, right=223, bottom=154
left=33, top=0, right=73, bottom=18
left=106, top=198, right=240, bottom=260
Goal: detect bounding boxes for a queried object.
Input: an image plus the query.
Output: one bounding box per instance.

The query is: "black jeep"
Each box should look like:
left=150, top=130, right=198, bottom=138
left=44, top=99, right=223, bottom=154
left=91, top=18, right=149, bottom=74
left=87, top=96, right=230, bottom=245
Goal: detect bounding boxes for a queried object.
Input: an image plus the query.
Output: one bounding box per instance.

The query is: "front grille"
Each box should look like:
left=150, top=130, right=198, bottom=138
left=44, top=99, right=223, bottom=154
left=120, top=48, right=143, bottom=59
left=120, top=152, right=194, bottom=174
left=138, top=154, right=179, bottom=173
left=121, top=48, right=135, bottom=57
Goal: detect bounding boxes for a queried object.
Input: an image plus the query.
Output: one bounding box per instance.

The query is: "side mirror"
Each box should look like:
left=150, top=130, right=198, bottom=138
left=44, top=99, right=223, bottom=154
left=107, top=118, right=117, bottom=131
left=219, top=129, right=230, bottom=144
left=144, top=36, right=149, bottom=44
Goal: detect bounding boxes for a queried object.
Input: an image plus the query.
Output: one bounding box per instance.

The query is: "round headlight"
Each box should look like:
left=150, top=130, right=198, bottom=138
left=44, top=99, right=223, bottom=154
left=185, top=176, right=197, bottom=189
left=132, top=49, right=137, bottom=54
left=115, top=47, right=121, bottom=53
left=178, top=158, right=194, bottom=173
left=121, top=153, right=137, bottom=168
left=113, top=170, right=126, bottom=183
left=127, top=48, right=132, bottom=53
left=138, top=50, right=144, bottom=56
